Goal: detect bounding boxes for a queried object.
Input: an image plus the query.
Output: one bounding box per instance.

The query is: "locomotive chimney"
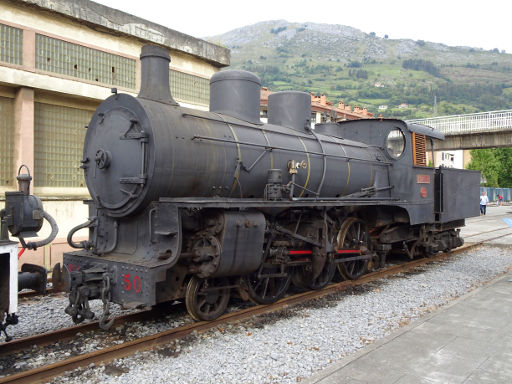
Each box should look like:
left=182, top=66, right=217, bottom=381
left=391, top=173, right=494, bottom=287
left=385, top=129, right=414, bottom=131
left=138, top=45, right=178, bottom=105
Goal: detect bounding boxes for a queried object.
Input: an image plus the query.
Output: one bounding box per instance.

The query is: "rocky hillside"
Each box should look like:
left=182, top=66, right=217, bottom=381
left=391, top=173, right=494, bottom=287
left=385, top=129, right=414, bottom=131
left=208, top=20, right=512, bottom=119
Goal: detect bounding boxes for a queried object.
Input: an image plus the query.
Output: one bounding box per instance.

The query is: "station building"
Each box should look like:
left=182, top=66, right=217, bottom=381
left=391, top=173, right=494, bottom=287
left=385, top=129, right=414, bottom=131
left=260, top=88, right=373, bottom=124
left=0, top=0, right=229, bottom=268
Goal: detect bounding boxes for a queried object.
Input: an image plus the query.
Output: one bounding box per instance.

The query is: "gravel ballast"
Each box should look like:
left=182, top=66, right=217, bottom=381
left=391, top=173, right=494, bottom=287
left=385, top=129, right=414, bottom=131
left=3, top=245, right=512, bottom=383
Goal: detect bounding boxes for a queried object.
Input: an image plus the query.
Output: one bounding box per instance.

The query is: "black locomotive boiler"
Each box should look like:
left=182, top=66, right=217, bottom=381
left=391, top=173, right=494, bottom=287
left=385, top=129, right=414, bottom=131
left=62, top=45, right=480, bottom=327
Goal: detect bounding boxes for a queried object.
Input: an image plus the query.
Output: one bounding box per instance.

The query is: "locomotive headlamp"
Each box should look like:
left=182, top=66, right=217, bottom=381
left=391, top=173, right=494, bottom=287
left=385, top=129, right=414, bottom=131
left=2, top=165, right=58, bottom=250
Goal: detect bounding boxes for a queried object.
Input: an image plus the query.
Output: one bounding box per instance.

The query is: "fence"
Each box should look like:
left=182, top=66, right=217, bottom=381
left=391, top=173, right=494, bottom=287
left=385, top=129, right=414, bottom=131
left=480, top=187, right=512, bottom=202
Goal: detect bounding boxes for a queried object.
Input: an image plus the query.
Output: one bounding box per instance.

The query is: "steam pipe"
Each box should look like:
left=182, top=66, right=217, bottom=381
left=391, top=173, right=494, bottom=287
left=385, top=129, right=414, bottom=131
left=18, top=210, right=58, bottom=250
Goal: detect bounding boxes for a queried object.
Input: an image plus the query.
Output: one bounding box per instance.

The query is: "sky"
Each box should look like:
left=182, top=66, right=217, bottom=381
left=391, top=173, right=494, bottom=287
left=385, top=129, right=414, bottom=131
left=94, top=0, right=512, bottom=54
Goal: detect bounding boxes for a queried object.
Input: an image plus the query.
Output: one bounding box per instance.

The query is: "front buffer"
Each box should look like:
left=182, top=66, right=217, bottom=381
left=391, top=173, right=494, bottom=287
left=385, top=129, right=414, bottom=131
left=63, top=251, right=166, bottom=329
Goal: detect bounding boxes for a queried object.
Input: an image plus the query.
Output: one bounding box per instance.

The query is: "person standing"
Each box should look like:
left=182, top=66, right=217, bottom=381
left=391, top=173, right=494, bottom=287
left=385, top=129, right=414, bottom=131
left=480, top=192, right=489, bottom=215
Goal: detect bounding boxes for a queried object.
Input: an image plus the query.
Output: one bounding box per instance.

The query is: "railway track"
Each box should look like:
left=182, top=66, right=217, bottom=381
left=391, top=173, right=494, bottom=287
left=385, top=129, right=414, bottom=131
left=17, top=225, right=511, bottom=300
left=462, top=226, right=511, bottom=238
left=18, top=288, right=55, bottom=300
left=0, top=305, right=179, bottom=357
left=2, top=232, right=511, bottom=384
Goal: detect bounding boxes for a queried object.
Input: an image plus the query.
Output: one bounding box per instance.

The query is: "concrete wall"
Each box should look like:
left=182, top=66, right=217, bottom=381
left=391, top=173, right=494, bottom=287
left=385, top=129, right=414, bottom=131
left=15, top=0, right=229, bottom=67
left=0, top=1, right=223, bottom=97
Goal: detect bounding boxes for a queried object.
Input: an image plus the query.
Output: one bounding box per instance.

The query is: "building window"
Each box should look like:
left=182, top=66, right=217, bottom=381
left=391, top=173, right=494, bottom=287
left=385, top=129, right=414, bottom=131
left=0, top=23, right=23, bottom=65
left=170, top=69, right=209, bottom=106
left=34, top=102, right=92, bottom=188
left=0, top=96, right=14, bottom=186
left=35, top=34, right=136, bottom=89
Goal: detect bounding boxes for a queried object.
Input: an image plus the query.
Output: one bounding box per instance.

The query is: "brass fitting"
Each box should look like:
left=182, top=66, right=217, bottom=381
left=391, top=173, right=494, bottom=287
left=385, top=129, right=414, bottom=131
left=287, top=159, right=308, bottom=175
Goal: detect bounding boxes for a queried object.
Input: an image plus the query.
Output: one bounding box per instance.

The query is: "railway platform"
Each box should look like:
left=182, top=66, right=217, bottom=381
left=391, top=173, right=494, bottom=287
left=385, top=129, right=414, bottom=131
left=307, top=205, right=512, bottom=384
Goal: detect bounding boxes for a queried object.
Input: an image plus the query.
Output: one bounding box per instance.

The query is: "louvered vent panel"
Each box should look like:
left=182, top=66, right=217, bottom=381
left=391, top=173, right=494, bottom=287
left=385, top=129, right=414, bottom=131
left=413, top=133, right=427, bottom=166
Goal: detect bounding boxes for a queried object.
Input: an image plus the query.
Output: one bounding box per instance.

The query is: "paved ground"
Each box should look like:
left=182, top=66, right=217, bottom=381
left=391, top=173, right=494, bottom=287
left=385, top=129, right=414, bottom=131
left=306, top=207, right=512, bottom=384
left=461, top=204, right=512, bottom=246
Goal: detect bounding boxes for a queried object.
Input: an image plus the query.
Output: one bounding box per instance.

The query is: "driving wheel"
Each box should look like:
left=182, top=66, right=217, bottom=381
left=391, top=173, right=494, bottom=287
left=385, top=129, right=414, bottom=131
left=244, top=264, right=291, bottom=304
left=336, top=217, right=370, bottom=280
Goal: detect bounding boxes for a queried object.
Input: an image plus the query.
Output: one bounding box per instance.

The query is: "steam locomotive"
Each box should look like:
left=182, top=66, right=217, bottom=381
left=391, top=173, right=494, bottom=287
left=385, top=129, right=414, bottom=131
left=2, top=44, right=480, bottom=334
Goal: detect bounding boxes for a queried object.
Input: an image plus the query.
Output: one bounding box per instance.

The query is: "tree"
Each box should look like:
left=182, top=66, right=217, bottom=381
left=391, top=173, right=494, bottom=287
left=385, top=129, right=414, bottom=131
left=467, top=148, right=512, bottom=187
left=402, top=59, right=441, bottom=77
left=495, top=148, right=512, bottom=186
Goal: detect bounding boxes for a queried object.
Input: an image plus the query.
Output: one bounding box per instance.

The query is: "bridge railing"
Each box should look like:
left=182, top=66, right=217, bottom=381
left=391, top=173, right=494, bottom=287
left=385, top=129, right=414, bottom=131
left=407, top=110, right=512, bottom=135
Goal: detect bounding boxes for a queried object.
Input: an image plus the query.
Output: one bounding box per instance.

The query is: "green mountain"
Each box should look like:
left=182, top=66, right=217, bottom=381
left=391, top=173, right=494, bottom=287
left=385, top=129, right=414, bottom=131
left=208, top=20, right=512, bottom=119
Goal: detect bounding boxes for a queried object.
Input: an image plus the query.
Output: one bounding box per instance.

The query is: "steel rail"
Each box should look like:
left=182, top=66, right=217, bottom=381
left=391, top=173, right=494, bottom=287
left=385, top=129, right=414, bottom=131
left=1, top=233, right=510, bottom=384
left=462, top=226, right=512, bottom=238
left=0, top=305, right=178, bottom=357
left=18, top=288, right=55, bottom=299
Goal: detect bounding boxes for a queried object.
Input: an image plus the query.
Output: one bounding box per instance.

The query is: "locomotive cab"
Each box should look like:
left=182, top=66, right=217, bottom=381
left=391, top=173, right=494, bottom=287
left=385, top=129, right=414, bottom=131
left=318, top=119, right=445, bottom=223
left=317, top=118, right=479, bottom=256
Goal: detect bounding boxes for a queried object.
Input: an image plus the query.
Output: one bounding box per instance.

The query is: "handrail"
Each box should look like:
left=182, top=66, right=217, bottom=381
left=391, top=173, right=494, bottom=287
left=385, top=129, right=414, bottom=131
left=407, top=110, right=512, bottom=135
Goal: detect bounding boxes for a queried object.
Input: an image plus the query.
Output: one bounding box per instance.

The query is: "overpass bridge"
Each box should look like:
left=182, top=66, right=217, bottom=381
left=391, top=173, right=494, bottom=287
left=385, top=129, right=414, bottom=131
left=407, top=110, right=512, bottom=150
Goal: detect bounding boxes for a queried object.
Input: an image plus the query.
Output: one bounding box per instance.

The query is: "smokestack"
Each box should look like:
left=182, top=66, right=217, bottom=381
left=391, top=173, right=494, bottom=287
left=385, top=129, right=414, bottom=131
left=138, top=45, right=178, bottom=105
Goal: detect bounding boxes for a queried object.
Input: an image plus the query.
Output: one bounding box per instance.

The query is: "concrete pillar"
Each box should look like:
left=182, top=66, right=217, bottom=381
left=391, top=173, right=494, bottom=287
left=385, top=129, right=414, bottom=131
left=13, top=87, right=35, bottom=193
left=136, top=58, right=141, bottom=92
left=463, top=150, right=472, bottom=168
left=22, top=29, right=35, bottom=71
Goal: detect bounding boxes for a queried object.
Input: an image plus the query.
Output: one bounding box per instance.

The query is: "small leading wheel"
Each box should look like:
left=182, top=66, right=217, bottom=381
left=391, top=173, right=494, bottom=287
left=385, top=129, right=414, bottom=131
left=185, top=276, right=230, bottom=321
left=336, top=217, right=370, bottom=280
left=245, top=265, right=291, bottom=305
